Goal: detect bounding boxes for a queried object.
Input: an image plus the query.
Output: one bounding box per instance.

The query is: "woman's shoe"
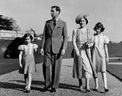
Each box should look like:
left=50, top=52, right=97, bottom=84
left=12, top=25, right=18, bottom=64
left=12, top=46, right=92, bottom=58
left=50, top=88, right=56, bottom=93
left=79, top=86, right=86, bottom=93
left=94, top=88, right=98, bottom=92
left=94, top=87, right=98, bottom=92
left=104, top=88, right=109, bottom=92
left=86, top=89, right=90, bottom=93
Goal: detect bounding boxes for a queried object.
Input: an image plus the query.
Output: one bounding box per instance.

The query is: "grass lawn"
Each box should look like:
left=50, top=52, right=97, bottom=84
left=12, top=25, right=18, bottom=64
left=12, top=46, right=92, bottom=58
left=0, top=39, right=122, bottom=82
left=107, top=64, right=122, bottom=81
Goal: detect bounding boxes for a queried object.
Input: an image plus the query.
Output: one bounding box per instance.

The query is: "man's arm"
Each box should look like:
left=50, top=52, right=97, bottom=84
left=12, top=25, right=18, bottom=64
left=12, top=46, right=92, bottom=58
left=62, top=22, right=68, bottom=50
left=41, top=23, right=47, bottom=49
left=40, top=22, right=47, bottom=55
left=61, top=22, right=68, bottom=55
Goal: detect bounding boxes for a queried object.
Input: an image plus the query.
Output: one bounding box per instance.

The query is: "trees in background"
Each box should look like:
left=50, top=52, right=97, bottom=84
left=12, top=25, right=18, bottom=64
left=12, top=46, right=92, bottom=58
left=0, top=15, right=20, bottom=32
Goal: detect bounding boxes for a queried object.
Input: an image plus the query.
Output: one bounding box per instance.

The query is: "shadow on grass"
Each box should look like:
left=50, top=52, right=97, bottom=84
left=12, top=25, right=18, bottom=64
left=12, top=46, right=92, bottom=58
left=11, top=80, right=45, bottom=87
left=10, top=80, right=84, bottom=92
left=0, top=80, right=106, bottom=94
left=0, top=80, right=44, bottom=92
left=0, top=81, right=25, bottom=92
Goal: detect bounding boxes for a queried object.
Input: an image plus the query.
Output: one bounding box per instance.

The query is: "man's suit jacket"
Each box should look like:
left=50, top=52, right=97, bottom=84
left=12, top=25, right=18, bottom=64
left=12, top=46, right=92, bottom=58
left=41, top=18, right=68, bottom=54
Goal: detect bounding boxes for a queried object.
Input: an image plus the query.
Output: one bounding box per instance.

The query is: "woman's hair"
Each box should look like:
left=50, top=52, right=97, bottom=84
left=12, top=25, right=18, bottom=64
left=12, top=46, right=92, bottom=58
left=75, top=14, right=88, bottom=24
left=94, top=22, right=105, bottom=32
left=23, top=33, right=33, bottom=41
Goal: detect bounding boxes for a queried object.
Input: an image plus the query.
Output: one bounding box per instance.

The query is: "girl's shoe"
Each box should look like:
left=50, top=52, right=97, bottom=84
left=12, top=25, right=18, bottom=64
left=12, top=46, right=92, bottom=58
left=24, top=86, right=31, bottom=93
left=104, top=88, right=109, bottom=92
left=25, top=88, right=30, bottom=93
left=84, top=86, right=90, bottom=93
left=94, top=88, right=98, bottom=92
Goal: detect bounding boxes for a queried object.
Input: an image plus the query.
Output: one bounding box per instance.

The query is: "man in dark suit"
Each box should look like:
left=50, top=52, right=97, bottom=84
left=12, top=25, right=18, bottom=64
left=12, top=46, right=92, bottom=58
left=40, top=6, right=68, bottom=92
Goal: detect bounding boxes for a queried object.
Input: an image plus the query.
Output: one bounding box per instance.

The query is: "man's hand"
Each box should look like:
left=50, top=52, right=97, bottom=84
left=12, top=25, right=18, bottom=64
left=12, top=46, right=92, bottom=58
left=61, top=49, right=65, bottom=55
left=40, top=48, right=44, bottom=55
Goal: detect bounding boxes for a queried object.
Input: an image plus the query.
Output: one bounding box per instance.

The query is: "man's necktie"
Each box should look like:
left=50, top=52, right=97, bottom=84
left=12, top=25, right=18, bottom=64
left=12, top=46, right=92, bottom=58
left=53, top=19, right=56, bottom=27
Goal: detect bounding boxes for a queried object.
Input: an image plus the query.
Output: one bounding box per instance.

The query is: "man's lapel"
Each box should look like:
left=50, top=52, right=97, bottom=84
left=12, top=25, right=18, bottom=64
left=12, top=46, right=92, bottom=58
left=54, top=19, right=61, bottom=29
left=48, top=19, right=62, bottom=32
left=49, top=19, right=54, bottom=32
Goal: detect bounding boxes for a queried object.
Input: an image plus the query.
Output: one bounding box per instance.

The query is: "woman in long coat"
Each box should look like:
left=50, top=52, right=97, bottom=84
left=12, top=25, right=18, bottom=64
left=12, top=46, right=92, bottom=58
left=72, top=14, right=94, bottom=92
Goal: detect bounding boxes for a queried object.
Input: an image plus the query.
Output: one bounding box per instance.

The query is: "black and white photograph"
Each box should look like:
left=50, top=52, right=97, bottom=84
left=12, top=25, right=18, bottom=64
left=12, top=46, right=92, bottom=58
left=0, top=0, right=122, bottom=96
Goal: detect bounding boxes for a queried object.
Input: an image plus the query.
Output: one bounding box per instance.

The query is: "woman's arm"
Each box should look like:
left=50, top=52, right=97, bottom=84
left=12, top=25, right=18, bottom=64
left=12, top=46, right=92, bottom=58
left=72, top=29, right=80, bottom=56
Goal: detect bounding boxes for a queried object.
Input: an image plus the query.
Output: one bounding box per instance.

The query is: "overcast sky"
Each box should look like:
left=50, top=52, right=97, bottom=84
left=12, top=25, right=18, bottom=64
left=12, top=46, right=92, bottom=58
left=0, top=0, right=122, bottom=41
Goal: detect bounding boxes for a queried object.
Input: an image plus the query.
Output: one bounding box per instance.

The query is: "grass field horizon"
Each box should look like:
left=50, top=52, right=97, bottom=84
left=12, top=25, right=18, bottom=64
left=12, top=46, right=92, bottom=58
left=0, top=39, right=122, bottom=58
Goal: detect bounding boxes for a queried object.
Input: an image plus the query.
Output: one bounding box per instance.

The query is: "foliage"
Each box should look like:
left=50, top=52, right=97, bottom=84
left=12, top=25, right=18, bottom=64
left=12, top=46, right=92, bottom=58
left=0, top=15, right=21, bottom=31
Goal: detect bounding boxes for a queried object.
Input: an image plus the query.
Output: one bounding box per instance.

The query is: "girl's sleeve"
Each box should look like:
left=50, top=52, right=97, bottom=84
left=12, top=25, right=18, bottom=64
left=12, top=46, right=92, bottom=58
left=18, top=45, right=24, bottom=51
left=104, top=35, right=109, bottom=44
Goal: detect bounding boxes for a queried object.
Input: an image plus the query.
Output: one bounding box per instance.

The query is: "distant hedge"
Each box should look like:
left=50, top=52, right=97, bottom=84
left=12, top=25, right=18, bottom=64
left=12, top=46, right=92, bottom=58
left=108, top=43, right=122, bottom=57
left=0, top=39, right=122, bottom=58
